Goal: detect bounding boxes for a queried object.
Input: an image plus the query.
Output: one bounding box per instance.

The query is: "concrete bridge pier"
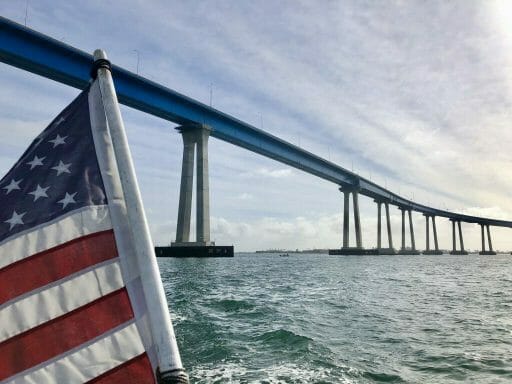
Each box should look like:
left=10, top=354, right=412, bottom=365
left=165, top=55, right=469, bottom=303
left=173, top=124, right=213, bottom=246
left=352, top=190, right=363, bottom=248
left=400, top=208, right=405, bottom=250
left=174, top=128, right=195, bottom=243
left=385, top=203, right=395, bottom=253
left=156, top=124, right=233, bottom=257
left=449, top=220, right=468, bottom=255
left=341, top=189, right=363, bottom=249
left=330, top=188, right=368, bottom=255
left=408, top=210, right=418, bottom=253
left=398, top=207, right=419, bottom=254
left=374, top=200, right=396, bottom=255
left=196, top=126, right=211, bottom=244
left=479, top=224, right=496, bottom=255
left=377, top=201, right=382, bottom=249
left=486, top=225, right=495, bottom=254
left=423, top=215, right=442, bottom=255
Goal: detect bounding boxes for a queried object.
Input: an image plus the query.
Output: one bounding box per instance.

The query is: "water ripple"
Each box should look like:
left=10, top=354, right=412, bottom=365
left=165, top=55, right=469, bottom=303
left=160, top=253, right=512, bottom=383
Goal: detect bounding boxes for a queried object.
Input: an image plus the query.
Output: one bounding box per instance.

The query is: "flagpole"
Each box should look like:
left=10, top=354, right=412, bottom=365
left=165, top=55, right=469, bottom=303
left=93, top=50, right=188, bottom=384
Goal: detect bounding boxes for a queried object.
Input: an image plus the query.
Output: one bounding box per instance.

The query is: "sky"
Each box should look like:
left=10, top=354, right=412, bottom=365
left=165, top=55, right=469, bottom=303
left=1, top=0, right=512, bottom=252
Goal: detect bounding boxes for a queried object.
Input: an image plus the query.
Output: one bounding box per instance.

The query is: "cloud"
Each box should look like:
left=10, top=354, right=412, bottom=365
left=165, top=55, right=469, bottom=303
left=236, top=193, right=253, bottom=201
left=210, top=215, right=342, bottom=252
left=461, top=206, right=511, bottom=221
left=254, top=168, right=293, bottom=178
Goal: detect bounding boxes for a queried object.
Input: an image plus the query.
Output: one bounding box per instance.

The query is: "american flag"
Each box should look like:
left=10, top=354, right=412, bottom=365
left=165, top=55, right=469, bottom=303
left=0, top=80, right=180, bottom=383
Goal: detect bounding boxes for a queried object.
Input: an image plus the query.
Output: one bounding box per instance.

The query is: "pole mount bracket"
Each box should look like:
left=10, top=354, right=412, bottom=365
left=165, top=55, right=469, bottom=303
left=90, top=58, right=112, bottom=79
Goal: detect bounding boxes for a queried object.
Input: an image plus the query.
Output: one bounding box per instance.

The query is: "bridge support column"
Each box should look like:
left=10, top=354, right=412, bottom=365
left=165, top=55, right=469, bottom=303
left=409, top=210, right=417, bottom=252
left=452, top=220, right=456, bottom=253
left=487, top=225, right=494, bottom=253
left=330, top=188, right=367, bottom=255
left=398, top=208, right=419, bottom=255
left=425, top=215, right=430, bottom=252
left=175, top=130, right=195, bottom=243
left=400, top=209, right=405, bottom=250
left=373, top=200, right=395, bottom=255
left=458, top=221, right=465, bottom=253
left=196, top=126, right=210, bottom=244
left=385, top=202, right=393, bottom=250
left=480, top=224, right=485, bottom=253
left=343, top=191, right=350, bottom=248
left=377, top=201, right=382, bottom=249
left=423, top=215, right=442, bottom=255
left=173, top=124, right=213, bottom=246
left=164, top=124, right=234, bottom=257
left=432, top=216, right=439, bottom=252
left=479, top=224, right=496, bottom=255
left=449, top=220, right=468, bottom=255
left=353, top=191, right=362, bottom=248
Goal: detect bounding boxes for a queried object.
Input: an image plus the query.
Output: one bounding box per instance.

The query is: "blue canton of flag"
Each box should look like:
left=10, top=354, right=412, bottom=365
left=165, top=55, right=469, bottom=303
left=0, top=85, right=107, bottom=243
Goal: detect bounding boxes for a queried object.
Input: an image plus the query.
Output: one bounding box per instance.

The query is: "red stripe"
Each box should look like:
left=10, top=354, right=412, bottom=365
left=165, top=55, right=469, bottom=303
left=0, top=288, right=134, bottom=381
left=87, top=353, right=155, bottom=384
left=0, top=230, right=117, bottom=305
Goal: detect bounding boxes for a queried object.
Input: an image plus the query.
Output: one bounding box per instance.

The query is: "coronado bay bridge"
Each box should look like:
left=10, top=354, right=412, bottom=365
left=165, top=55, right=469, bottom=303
left=1, top=16, right=511, bottom=256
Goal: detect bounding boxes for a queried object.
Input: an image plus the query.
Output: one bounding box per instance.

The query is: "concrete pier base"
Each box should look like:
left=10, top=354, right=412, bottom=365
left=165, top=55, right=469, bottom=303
left=479, top=251, right=497, bottom=255
left=449, top=250, right=469, bottom=255
left=398, top=249, right=421, bottom=255
left=376, top=247, right=397, bottom=255
left=422, top=250, right=443, bottom=255
left=329, top=247, right=373, bottom=255
left=156, top=245, right=234, bottom=257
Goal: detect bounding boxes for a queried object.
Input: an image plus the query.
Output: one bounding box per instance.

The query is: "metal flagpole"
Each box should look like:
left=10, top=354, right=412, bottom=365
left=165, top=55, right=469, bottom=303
left=93, top=49, right=188, bottom=384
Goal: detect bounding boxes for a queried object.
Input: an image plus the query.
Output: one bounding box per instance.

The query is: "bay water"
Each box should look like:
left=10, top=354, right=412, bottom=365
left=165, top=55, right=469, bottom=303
left=159, top=253, right=512, bottom=383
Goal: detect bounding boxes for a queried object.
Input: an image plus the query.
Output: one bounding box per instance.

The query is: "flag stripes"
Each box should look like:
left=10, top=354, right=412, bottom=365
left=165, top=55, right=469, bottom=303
left=1, top=258, right=124, bottom=343
left=0, top=229, right=117, bottom=305
left=0, top=288, right=133, bottom=380
left=87, top=353, right=154, bottom=384
left=0, top=205, right=111, bottom=270
left=5, top=321, right=145, bottom=384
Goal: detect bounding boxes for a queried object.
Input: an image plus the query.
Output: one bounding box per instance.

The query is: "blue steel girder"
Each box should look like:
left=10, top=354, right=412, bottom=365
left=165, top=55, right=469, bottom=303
left=1, top=16, right=511, bottom=229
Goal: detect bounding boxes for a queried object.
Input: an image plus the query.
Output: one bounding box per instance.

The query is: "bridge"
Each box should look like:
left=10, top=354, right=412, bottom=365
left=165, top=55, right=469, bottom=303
left=1, top=16, right=510, bottom=256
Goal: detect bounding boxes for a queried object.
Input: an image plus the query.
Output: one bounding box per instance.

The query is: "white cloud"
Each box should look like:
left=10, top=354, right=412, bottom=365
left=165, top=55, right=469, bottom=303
left=236, top=193, right=253, bottom=201
left=461, top=206, right=511, bottom=220
left=254, top=167, right=293, bottom=178
left=210, top=215, right=342, bottom=252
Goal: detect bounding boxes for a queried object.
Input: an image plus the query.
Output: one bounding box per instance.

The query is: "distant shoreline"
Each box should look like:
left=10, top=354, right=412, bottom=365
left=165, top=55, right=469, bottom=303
left=254, top=249, right=329, bottom=254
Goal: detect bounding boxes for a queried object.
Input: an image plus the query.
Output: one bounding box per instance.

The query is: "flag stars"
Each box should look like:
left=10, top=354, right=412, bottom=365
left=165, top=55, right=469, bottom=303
left=26, top=155, right=45, bottom=170
left=3, top=179, right=22, bottom=194
left=28, top=184, right=50, bottom=202
left=5, top=210, right=26, bottom=230
left=58, top=192, right=77, bottom=209
left=49, top=134, right=67, bottom=148
left=51, top=161, right=71, bottom=176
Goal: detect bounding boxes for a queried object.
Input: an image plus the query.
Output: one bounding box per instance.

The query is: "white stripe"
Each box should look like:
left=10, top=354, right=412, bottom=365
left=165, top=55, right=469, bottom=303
left=0, top=260, right=124, bottom=343
left=0, top=205, right=112, bottom=270
left=5, top=321, right=146, bottom=384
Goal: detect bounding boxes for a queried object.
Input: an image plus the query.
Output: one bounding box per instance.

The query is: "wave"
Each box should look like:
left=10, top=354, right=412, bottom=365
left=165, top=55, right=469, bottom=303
left=211, top=298, right=256, bottom=313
